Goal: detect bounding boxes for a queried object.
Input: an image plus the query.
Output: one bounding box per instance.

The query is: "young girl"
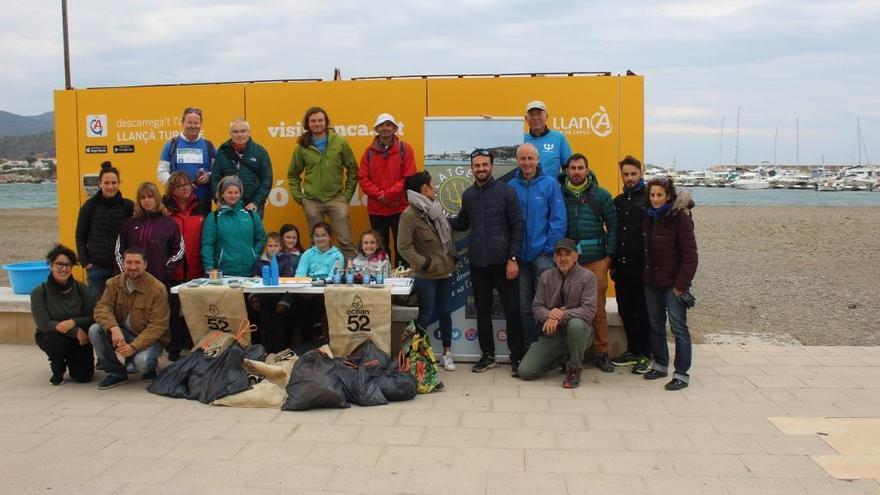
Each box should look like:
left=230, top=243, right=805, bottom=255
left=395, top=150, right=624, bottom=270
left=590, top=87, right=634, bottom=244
left=250, top=232, right=297, bottom=352
left=279, top=223, right=304, bottom=272
left=642, top=177, right=698, bottom=391
left=352, top=229, right=392, bottom=282
left=295, top=222, right=345, bottom=279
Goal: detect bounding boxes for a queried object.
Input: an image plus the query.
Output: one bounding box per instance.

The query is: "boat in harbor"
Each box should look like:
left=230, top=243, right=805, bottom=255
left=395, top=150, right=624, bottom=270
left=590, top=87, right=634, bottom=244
left=732, top=171, right=770, bottom=189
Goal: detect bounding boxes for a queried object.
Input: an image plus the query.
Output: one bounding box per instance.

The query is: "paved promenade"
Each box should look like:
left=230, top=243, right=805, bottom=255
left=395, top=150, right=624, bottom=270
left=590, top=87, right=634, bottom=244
left=1, top=343, right=878, bottom=494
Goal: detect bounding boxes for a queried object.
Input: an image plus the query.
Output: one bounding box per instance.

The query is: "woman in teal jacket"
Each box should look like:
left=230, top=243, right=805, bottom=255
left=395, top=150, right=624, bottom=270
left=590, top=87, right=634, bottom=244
left=201, top=176, right=267, bottom=277
left=295, top=222, right=345, bottom=279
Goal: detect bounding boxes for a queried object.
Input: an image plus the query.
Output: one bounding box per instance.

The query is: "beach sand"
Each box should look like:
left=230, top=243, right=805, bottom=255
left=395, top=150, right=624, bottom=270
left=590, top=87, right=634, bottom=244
left=1, top=206, right=878, bottom=346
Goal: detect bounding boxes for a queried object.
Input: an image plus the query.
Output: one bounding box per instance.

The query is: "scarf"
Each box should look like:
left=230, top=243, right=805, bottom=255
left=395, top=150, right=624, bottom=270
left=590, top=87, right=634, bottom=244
left=565, top=178, right=589, bottom=196
left=646, top=202, right=672, bottom=220
left=624, top=178, right=645, bottom=193
left=47, top=274, right=74, bottom=293
left=407, top=189, right=453, bottom=253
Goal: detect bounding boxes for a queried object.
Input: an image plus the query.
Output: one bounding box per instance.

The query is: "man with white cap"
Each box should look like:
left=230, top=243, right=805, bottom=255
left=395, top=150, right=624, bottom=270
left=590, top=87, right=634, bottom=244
left=358, top=113, right=417, bottom=265
left=523, top=100, right=572, bottom=180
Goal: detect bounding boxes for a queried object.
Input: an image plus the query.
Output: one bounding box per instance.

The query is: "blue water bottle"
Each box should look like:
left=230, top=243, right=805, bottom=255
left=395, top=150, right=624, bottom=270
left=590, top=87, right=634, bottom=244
left=332, top=260, right=342, bottom=284
left=376, top=261, right=384, bottom=285
left=270, top=254, right=279, bottom=286
left=345, top=266, right=355, bottom=285
left=261, top=265, right=271, bottom=286
left=362, top=269, right=371, bottom=285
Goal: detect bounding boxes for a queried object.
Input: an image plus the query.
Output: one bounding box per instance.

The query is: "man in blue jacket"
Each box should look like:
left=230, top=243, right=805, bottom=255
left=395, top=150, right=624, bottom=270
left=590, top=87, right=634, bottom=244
left=450, top=149, right=526, bottom=374
left=523, top=100, right=572, bottom=180
left=509, top=143, right=567, bottom=358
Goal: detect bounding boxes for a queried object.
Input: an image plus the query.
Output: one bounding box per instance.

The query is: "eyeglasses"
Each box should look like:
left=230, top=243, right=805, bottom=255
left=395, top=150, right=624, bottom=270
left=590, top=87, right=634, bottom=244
left=52, top=262, right=73, bottom=269
left=470, top=149, right=493, bottom=159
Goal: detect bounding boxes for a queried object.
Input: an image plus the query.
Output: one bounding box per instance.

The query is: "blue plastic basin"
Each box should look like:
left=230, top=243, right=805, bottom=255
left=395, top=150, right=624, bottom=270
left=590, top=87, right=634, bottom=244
left=2, top=261, right=50, bottom=295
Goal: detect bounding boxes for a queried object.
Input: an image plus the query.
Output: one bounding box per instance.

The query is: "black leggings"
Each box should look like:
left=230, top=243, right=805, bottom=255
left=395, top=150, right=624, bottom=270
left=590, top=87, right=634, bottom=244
left=35, top=331, right=94, bottom=382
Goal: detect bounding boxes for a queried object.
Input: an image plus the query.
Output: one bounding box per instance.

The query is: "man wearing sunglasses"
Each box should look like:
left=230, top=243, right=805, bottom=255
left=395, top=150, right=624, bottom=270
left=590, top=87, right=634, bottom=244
left=450, top=149, right=526, bottom=373
left=524, top=100, right=572, bottom=181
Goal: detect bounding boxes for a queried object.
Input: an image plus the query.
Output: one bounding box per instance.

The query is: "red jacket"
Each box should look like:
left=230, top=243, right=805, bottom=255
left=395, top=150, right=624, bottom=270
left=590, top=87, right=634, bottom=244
left=163, top=195, right=205, bottom=282
left=358, top=136, right=416, bottom=216
left=642, top=191, right=698, bottom=292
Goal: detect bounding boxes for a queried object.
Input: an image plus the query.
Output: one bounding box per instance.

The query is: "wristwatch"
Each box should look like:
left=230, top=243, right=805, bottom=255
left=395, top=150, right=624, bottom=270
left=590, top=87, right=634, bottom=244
left=508, top=256, right=517, bottom=262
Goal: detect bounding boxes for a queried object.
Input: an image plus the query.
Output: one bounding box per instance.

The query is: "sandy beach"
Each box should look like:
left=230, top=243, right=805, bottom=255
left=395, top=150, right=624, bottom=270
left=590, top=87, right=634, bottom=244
left=1, top=206, right=878, bottom=346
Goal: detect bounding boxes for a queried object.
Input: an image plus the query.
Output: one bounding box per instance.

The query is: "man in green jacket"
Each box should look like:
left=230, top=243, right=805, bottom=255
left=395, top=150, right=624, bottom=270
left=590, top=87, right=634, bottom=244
left=211, top=119, right=273, bottom=217
left=562, top=153, right=618, bottom=373
left=287, top=107, right=359, bottom=260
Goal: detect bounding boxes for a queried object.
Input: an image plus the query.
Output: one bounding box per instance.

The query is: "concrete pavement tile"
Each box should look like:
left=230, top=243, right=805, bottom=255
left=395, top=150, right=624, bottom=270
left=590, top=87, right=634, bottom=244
left=639, top=475, right=729, bottom=494
left=488, top=428, right=557, bottom=449
left=739, top=454, right=832, bottom=478
left=687, top=431, right=765, bottom=454
left=427, top=395, right=491, bottom=412
left=758, top=388, right=799, bottom=402
left=766, top=354, right=821, bottom=366
left=35, top=415, right=114, bottom=435
left=488, top=470, right=566, bottom=494
left=647, top=416, right=716, bottom=433
left=23, top=454, right=120, bottom=482
left=24, top=481, right=123, bottom=494
left=569, top=472, right=651, bottom=493
left=670, top=453, right=751, bottom=477
left=450, top=446, right=525, bottom=472
left=166, top=438, right=248, bottom=460
left=116, top=484, right=280, bottom=495
left=829, top=419, right=880, bottom=434
left=272, top=409, right=341, bottom=424
left=354, top=425, right=424, bottom=445
left=713, top=365, right=767, bottom=376
left=787, top=388, right=853, bottom=402
left=835, top=403, right=880, bottom=417
left=303, top=443, right=383, bottom=467
left=768, top=416, right=853, bottom=435
left=757, top=365, right=816, bottom=376
left=756, top=433, right=838, bottom=455
left=0, top=431, right=52, bottom=452
left=517, top=385, right=575, bottom=399
left=525, top=448, right=599, bottom=473
left=605, top=398, right=670, bottom=416
left=160, top=400, right=223, bottom=419
left=461, top=411, right=522, bottom=429
left=403, top=467, right=487, bottom=495
left=695, top=375, right=758, bottom=389
left=43, top=399, right=116, bottom=416
left=555, top=430, right=622, bottom=450
left=94, top=434, right=183, bottom=459
left=98, top=401, right=171, bottom=418
left=234, top=440, right=314, bottom=463
left=799, top=478, right=880, bottom=494
left=169, top=459, right=264, bottom=487
left=157, top=418, right=237, bottom=439
left=377, top=445, right=455, bottom=470
left=0, top=384, right=56, bottom=399
left=586, top=414, right=651, bottom=432
left=439, top=368, right=495, bottom=384
left=381, top=395, right=436, bottom=410
left=571, top=385, right=630, bottom=400
left=679, top=388, right=744, bottom=402
left=719, top=353, right=771, bottom=365
left=811, top=455, right=880, bottom=480
left=779, top=401, right=848, bottom=417
left=289, top=424, right=362, bottom=443
left=334, top=407, right=401, bottom=426
left=663, top=400, right=728, bottom=417
left=821, top=433, right=880, bottom=456
left=840, top=389, right=880, bottom=402
left=32, top=433, right=117, bottom=455
left=722, top=477, right=806, bottom=494
left=810, top=366, right=880, bottom=377
left=94, top=456, right=189, bottom=484
left=798, top=375, right=862, bottom=389
left=462, top=384, right=519, bottom=398
left=221, top=421, right=297, bottom=441
left=547, top=398, right=609, bottom=414
left=812, top=355, right=872, bottom=367
left=710, top=416, right=780, bottom=434
left=747, top=375, right=808, bottom=388
left=421, top=426, right=490, bottom=447
left=398, top=409, right=461, bottom=427
left=714, top=400, right=788, bottom=417
left=847, top=377, right=880, bottom=389
left=621, top=431, right=698, bottom=452
left=595, top=451, right=675, bottom=476
left=0, top=414, right=56, bottom=433
left=201, top=406, right=281, bottom=422
left=99, top=416, right=177, bottom=437
left=324, top=466, right=411, bottom=493
left=523, top=412, right=586, bottom=430
left=492, top=398, right=549, bottom=412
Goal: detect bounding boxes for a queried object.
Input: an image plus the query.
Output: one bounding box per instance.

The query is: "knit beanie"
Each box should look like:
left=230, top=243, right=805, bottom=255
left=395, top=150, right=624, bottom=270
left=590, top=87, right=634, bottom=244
left=216, top=175, right=244, bottom=205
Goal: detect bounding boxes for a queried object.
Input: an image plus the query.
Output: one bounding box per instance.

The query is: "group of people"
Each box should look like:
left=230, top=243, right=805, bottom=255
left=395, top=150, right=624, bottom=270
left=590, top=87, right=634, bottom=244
left=33, top=99, right=698, bottom=392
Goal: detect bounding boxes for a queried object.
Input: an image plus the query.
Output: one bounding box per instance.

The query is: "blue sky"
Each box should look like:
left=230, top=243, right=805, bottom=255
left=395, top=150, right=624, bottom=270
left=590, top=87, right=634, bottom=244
left=1, top=0, right=877, bottom=168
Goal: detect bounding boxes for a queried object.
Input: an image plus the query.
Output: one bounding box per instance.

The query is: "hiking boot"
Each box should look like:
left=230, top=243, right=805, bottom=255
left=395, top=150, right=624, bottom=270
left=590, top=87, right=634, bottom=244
left=632, top=356, right=652, bottom=374
left=562, top=368, right=582, bottom=388
left=472, top=354, right=496, bottom=373
left=510, top=360, right=520, bottom=378
left=141, top=370, right=158, bottom=382
left=98, top=373, right=128, bottom=390
left=440, top=352, right=456, bottom=371
left=643, top=369, right=668, bottom=381
left=611, top=351, right=638, bottom=367
left=49, top=373, right=64, bottom=386
left=665, top=378, right=689, bottom=391
left=596, top=353, right=615, bottom=373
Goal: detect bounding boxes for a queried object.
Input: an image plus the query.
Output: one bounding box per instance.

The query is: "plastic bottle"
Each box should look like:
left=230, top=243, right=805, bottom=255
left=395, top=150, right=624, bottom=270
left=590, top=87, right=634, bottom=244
left=269, top=254, right=279, bottom=286
left=362, top=268, right=371, bottom=285
left=376, top=260, right=385, bottom=285
left=345, top=260, right=355, bottom=285
left=261, top=265, right=271, bottom=286
left=332, top=260, right=342, bottom=284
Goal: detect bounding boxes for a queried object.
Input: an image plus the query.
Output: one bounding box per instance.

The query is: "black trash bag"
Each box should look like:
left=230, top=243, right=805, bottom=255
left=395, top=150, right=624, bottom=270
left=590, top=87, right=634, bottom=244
left=335, top=360, right=388, bottom=407
left=148, top=349, right=209, bottom=398
left=345, top=340, right=417, bottom=402
left=375, top=371, right=418, bottom=402
left=187, top=344, right=252, bottom=404
left=244, top=344, right=267, bottom=361
left=282, top=350, right=350, bottom=411
left=346, top=340, right=392, bottom=370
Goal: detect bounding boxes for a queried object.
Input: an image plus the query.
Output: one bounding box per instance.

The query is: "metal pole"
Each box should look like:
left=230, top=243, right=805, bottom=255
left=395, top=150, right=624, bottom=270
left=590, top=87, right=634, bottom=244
left=62, top=0, right=72, bottom=89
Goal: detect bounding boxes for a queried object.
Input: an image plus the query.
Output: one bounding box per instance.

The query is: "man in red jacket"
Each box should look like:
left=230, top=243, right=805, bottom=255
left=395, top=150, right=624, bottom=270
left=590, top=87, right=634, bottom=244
left=358, top=113, right=417, bottom=265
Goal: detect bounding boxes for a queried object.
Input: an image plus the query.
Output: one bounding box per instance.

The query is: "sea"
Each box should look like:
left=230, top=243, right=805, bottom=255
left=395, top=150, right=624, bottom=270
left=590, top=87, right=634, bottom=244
left=0, top=182, right=879, bottom=209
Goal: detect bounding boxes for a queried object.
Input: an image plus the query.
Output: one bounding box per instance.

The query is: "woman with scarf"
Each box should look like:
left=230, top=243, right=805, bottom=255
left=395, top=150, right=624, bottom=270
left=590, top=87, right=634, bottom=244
left=397, top=171, right=458, bottom=371
left=642, top=176, right=698, bottom=391
left=31, top=245, right=95, bottom=385
left=75, top=161, right=135, bottom=299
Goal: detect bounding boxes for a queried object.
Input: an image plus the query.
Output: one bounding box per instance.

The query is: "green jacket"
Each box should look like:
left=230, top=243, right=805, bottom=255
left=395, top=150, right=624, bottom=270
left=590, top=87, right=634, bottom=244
left=562, top=171, right=618, bottom=264
left=287, top=132, right=358, bottom=204
left=211, top=139, right=273, bottom=208
left=30, top=279, right=95, bottom=337
left=201, top=200, right=267, bottom=277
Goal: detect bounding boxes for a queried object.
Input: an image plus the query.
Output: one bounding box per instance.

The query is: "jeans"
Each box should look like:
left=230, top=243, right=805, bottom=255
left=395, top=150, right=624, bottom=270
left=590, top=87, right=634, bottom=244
left=88, top=323, right=163, bottom=377
left=644, top=285, right=692, bottom=382
left=582, top=259, right=610, bottom=355
left=35, top=331, right=94, bottom=382
left=302, top=196, right=355, bottom=260
left=518, top=318, right=594, bottom=380
left=414, top=277, right=452, bottom=347
left=369, top=213, right=402, bottom=267
left=517, top=254, right=555, bottom=345
left=86, top=265, right=114, bottom=301
left=469, top=264, right=524, bottom=362
left=613, top=265, right=651, bottom=357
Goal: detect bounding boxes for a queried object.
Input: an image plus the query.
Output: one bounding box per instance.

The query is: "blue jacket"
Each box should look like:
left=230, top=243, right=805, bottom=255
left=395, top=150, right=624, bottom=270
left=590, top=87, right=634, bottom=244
left=200, top=201, right=267, bottom=277
left=524, top=128, right=572, bottom=180
left=450, top=177, right=524, bottom=267
left=295, top=246, right=345, bottom=279
left=252, top=252, right=299, bottom=278
left=509, top=167, right=567, bottom=262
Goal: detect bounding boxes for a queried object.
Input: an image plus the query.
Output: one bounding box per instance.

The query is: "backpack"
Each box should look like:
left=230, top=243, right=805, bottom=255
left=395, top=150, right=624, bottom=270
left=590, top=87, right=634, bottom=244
left=581, top=186, right=604, bottom=223
left=168, top=136, right=217, bottom=171
left=367, top=140, right=406, bottom=167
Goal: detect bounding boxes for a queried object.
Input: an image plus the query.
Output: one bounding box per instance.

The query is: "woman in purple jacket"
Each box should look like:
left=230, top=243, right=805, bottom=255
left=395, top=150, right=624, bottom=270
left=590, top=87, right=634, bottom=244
left=641, top=177, right=698, bottom=391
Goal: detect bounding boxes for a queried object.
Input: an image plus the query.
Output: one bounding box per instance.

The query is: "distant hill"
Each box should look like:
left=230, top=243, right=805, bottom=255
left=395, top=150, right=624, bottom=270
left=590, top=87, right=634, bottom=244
left=0, top=131, right=55, bottom=159
left=0, top=111, right=54, bottom=137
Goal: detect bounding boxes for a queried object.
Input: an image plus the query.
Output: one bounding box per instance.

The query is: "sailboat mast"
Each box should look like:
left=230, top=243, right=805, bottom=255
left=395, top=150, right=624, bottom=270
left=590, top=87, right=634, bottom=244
left=734, top=107, right=741, bottom=166
left=795, top=117, right=800, bottom=167
left=719, top=115, right=725, bottom=166
left=857, top=117, right=863, bottom=166
left=773, top=128, right=778, bottom=166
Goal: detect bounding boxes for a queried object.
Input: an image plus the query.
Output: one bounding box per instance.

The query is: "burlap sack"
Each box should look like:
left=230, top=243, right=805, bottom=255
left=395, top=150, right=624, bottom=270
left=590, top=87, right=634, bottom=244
left=179, top=285, right=250, bottom=346
left=324, top=286, right=392, bottom=357
left=211, top=353, right=298, bottom=408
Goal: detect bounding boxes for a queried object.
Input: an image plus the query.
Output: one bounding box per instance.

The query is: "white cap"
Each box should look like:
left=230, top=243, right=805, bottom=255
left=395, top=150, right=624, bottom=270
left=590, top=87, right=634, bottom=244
left=525, top=100, right=547, bottom=112
left=373, top=113, right=399, bottom=129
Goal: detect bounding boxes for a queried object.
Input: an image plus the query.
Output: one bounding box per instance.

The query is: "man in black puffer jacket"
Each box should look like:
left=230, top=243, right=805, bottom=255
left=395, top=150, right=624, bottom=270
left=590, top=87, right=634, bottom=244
left=450, top=149, right=526, bottom=374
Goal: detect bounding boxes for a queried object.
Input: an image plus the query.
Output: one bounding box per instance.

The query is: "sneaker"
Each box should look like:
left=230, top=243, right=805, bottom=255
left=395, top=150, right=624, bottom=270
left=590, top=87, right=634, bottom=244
left=440, top=352, right=456, bottom=371
left=632, top=356, right=652, bottom=374
left=141, top=370, right=158, bottom=382
left=596, top=353, right=615, bottom=373
left=471, top=354, right=496, bottom=373
left=562, top=368, right=582, bottom=388
left=611, top=351, right=638, bottom=367
left=665, top=378, right=688, bottom=391
left=643, top=369, right=668, bottom=381
left=98, top=373, right=128, bottom=390
left=49, top=374, right=64, bottom=386
left=510, top=360, right=520, bottom=378
left=126, top=362, right=138, bottom=374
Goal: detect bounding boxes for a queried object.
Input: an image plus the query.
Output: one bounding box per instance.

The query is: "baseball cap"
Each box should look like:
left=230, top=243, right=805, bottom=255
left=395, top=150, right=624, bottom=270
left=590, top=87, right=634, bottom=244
left=373, top=113, right=399, bottom=128
left=554, top=238, right=577, bottom=252
left=525, top=100, right=547, bottom=112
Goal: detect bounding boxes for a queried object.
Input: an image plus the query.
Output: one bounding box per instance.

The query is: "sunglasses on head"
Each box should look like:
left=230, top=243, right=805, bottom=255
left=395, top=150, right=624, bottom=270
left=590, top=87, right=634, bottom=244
left=470, top=149, right=493, bottom=159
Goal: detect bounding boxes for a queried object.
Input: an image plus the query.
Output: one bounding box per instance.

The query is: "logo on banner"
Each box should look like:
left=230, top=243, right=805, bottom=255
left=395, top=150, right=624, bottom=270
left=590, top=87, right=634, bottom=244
left=86, top=114, right=108, bottom=137
left=267, top=120, right=405, bottom=138
left=205, top=304, right=229, bottom=332
left=346, top=294, right=371, bottom=332
left=552, top=106, right=613, bottom=137
left=497, top=329, right=507, bottom=342
left=465, top=328, right=478, bottom=341
left=436, top=166, right=472, bottom=216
